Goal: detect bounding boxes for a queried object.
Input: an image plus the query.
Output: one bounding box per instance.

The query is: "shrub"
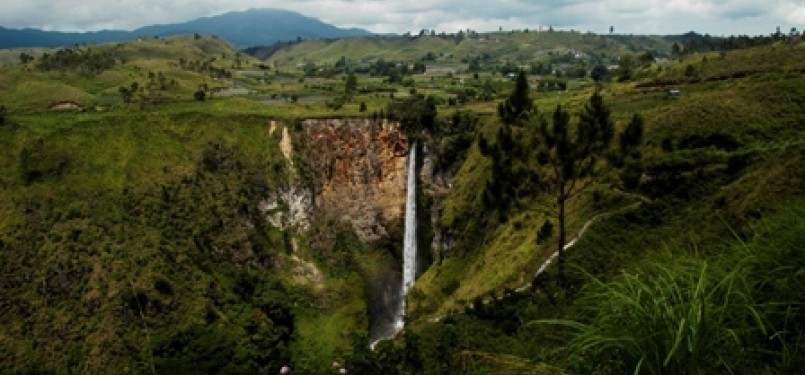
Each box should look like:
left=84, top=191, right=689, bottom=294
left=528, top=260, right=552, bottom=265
left=536, top=220, right=553, bottom=244
left=386, top=94, right=437, bottom=134
left=685, top=64, right=696, bottom=77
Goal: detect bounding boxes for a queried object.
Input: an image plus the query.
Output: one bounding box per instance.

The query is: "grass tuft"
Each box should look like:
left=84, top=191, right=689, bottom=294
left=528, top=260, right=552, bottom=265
left=534, top=200, right=805, bottom=374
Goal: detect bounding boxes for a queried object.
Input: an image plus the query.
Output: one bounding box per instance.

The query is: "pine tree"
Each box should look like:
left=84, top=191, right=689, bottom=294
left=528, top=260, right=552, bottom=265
left=497, top=70, right=533, bottom=124
left=537, top=90, right=642, bottom=286
left=345, top=72, right=357, bottom=94
left=480, top=73, right=538, bottom=222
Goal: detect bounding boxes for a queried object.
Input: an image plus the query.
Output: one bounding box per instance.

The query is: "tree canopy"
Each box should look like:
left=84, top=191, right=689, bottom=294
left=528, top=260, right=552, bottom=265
left=345, top=72, right=358, bottom=94
left=386, top=94, right=438, bottom=135
left=497, top=70, right=534, bottom=125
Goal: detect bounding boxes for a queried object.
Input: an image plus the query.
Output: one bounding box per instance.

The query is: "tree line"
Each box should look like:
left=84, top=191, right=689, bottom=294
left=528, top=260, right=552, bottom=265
left=676, top=28, right=803, bottom=55
left=34, top=47, right=117, bottom=75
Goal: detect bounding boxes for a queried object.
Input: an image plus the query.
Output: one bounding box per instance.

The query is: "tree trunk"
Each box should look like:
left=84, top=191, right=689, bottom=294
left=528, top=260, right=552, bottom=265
left=557, top=192, right=567, bottom=289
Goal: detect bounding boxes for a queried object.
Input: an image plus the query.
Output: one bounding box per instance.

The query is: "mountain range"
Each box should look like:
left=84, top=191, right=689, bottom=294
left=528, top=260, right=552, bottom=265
left=0, top=8, right=372, bottom=49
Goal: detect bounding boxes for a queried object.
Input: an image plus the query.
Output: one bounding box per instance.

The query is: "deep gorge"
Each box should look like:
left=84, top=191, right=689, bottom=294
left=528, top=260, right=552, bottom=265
left=263, top=117, right=446, bottom=345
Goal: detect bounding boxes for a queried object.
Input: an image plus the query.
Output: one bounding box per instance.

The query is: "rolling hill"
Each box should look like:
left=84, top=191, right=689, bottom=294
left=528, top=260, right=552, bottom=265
left=254, top=29, right=679, bottom=68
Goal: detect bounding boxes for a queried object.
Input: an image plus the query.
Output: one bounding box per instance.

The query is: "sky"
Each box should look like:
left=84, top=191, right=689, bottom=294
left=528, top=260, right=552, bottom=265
left=1, top=0, right=803, bottom=36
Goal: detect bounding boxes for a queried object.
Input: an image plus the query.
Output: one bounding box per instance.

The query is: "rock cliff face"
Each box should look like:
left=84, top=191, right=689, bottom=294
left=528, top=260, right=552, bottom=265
left=259, top=121, right=312, bottom=232
left=419, top=142, right=455, bottom=258
left=304, top=118, right=410, bottom=242
left=261, top=118, right=454, bottom=256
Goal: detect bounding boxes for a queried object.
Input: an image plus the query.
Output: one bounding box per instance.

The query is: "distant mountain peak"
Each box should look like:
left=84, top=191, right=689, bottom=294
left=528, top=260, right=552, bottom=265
left=0, top=9, right=372, bottom=49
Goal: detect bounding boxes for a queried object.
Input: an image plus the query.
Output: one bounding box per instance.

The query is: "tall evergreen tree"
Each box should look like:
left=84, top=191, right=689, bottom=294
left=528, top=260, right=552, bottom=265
left=497, top=70, right=533, bottom=124
left=345, top=72, right=358, bottom=94
left=479, top=122, right=519, bottom=220
left=480, top=71, right=539, bottom=223
left=671, top=42, right=682, bottom=58
left=537, top=90, right=642, bottom=286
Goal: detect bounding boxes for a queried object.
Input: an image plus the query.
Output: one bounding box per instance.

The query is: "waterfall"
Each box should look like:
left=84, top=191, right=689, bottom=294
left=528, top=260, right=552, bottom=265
left=369, top=142, right=417, bottom=348
left=397, top=142, right=418, bottom=330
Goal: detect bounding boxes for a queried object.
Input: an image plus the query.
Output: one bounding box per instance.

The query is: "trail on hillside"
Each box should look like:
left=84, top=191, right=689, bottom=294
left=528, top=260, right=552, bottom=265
left=515, top=191, right=651, bottom=293
left=428, top=191, right=651, bottom=322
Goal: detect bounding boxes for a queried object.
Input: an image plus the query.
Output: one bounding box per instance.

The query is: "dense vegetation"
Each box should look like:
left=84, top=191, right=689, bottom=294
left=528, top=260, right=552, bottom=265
left=36, top=46, right=119, bottom=75
left=0, top=29, right=802, bottom=374
left=1, top=113, right=292, bottom=373
left=403, top=38, right=804, bottom=374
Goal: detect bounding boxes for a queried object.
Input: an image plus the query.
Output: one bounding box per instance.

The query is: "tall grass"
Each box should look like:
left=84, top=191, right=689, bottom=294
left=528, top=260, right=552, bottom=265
left=535, top=200, right=805, bottom=374
left=555, top=260, right=750, bottom=374
left=737, top=202, right=805, bottom=373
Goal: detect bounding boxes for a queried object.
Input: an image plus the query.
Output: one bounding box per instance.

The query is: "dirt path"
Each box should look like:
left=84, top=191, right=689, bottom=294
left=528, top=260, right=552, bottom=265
left=515, top=192, right=651, bottom=293
left=427, top=191, right=651, bottom=323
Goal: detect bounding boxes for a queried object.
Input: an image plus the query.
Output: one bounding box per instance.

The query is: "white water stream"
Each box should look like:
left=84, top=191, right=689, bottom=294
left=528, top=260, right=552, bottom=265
left=371, top=142, right=417, bottom=348
left=397, top=142, right=418, bottom=330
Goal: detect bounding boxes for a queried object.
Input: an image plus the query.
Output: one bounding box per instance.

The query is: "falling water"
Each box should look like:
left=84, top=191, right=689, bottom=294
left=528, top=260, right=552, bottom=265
left=397, top=142, right=418, bottom=330
left=369, top=142, right=417, bottom=348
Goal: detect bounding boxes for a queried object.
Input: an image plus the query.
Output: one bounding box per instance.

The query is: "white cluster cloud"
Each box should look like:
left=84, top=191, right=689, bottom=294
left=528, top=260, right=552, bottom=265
left=0, top=0, right=801, bottom=36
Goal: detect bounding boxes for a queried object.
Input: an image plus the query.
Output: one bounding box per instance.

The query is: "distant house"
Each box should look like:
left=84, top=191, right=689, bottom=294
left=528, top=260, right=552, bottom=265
left=571, top=50, right=588, bottom=59
left=49, top=101, right=85, bottom=111
left=668, top=89, right=680, bottom=98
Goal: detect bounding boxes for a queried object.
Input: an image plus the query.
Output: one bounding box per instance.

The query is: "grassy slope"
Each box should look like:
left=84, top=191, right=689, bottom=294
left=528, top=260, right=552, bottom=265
left=409, top=41, right=805, bottom=329
left=0, top=35, right=260, bottom=111
left=0, top=106, right=381, bottom=373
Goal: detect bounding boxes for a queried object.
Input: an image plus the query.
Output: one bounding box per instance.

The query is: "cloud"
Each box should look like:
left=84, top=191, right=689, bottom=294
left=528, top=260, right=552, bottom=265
left=778, top=2, right=805, bottom=25
left=0, top=0, right=800, bottom=36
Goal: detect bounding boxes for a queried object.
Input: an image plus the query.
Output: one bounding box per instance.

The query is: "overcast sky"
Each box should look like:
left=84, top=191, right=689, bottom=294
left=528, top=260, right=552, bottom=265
left=1, top=0, right=803, bottom=36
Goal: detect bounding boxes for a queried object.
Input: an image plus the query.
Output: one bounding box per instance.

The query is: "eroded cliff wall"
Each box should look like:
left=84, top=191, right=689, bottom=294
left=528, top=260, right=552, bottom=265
left=304, top=118, right=409, bottom=242
left=261, top=117, right=454, bottom=260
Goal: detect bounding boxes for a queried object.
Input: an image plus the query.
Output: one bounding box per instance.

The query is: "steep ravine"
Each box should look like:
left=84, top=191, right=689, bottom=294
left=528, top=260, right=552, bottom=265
left=260, top=118, right=452, bottom=344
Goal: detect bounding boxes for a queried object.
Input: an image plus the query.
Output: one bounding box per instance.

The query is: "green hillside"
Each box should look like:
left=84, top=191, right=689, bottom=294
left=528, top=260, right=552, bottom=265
left=263, top=30, right=676, bottom=69
left=0, top=30, right=803, bottom=375
left=0, top=106, right=404, bottom=375
left=0, top=35, right=377, bottom=374
left=401, top=40, right=805, bottom=374
left=0, top=35, right=259, bottom=110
